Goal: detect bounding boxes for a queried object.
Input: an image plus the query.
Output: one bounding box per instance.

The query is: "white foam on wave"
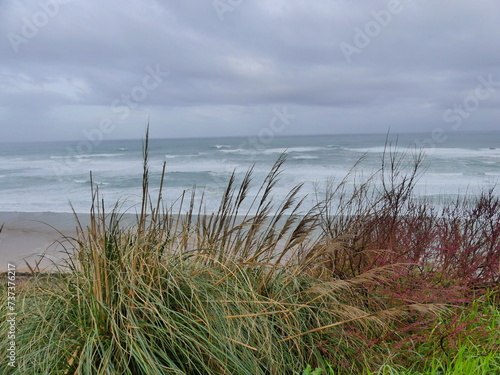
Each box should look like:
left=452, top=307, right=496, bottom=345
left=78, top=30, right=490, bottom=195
left=164, top=159, right=243, bottom=173
left=50, top=153, right=122, bottom=160
left=345, top=146, right=403, bottom=154
left=213, top=144, right=232, bottom=149
left=420, top=170, right=497, bottom=186
left=217, top=146, right=325, bottom=155
left=1, top=157, right=54, bottom=170
left=164, top=154, right=200, bottom=159
left=0, top=157, right=25, bottom=162
left=262, top=146, right=325, bottom=154
left=51, top=158, right=143, bottom=175
left=292, top=155, right=319, bottom=160
left=424, top=148, right=500, bottom=158
left=284, top=164, right=354, bottom=181
left=346, top=146, right=500, bottom=159
left=208, top=171, right=233, bottom=177
left=427, top=172, right=464, bottom=177
left=71, top=180, right=108, bottom=185
left=218, top=148, right=247, bottom=154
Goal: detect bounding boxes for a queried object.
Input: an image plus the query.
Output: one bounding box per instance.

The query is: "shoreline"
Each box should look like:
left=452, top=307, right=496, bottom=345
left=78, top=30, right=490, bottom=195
left=0, top=212, right=81, bottom=272
left=0, top=211, right=302, bottom=272
left=0, top=228, right=75, bottom=273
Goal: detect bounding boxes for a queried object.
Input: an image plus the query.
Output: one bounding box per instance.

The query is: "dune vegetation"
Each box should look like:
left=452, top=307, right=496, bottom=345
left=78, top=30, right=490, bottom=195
left=1, top=129, right=499, bottom=374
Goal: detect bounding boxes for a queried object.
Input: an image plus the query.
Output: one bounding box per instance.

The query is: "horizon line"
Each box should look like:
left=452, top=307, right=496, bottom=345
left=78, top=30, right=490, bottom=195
left=2, top=129, right=499, bottom=145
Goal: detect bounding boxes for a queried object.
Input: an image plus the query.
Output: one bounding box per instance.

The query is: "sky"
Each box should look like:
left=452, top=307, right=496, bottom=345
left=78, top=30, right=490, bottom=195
left=1, top=0, right=500, bottom=142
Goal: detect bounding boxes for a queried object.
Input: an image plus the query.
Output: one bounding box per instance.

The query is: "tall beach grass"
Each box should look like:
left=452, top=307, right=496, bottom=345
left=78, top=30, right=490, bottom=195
left=1, top=129, right=498, bottom=374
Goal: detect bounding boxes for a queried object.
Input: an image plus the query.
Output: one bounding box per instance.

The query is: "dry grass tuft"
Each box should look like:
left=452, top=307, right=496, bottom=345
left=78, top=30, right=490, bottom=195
left=1, top=128, right=498, bottom=374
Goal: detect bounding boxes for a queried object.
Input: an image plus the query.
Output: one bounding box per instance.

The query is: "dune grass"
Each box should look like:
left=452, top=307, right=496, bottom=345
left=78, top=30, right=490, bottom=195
left=1, top=129, right=499, bottom=374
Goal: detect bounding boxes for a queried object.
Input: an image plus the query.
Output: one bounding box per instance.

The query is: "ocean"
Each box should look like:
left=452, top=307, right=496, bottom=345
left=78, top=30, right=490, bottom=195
left=0, top=132, right=499, bottom=215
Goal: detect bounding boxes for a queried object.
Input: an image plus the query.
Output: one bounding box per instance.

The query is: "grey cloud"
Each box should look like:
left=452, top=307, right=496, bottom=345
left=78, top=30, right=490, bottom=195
left=1, top=0, right=499, bottom=142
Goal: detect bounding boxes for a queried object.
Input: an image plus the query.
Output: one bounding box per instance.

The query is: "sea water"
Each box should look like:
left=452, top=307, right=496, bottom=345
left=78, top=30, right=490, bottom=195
left=0, top=132, right=498, bottom=215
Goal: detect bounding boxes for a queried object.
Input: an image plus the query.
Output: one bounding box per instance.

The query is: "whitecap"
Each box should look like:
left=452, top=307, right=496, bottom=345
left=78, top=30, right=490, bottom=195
left=292, top=155, right=319, bottom=160
left=262, top=146, right=324, bottom=154
left=218, top=148, right=248, bottom=154
left=50, top=153, right=121, bottom=160
left=346, top=146, right=500, bottom=159
left=344, top=146, right=401, bottom=153
left=462, top=172, right=486, bottom=176
left=426, top=148, right=500, bottom=158
left=208, top=171, right=232, bottom=177
left=165, top=154, right=201, bottom=159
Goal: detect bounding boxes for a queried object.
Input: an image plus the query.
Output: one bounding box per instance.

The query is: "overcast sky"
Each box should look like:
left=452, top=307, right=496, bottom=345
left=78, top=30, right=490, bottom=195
left=1, top=0, right=499, bottom=142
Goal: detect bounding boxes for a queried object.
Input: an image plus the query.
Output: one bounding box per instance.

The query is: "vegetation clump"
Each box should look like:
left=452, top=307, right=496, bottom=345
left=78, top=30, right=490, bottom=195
left=1, top=130, right=499, bottom=374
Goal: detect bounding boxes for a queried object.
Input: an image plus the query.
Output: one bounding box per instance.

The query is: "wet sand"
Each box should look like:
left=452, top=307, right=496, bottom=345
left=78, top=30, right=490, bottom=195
left=0, top=212, right=79, bottom=272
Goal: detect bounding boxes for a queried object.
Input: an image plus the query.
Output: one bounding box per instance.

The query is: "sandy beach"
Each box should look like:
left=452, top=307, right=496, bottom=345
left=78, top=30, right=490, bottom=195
left=0, top=212, right=78, bottom=272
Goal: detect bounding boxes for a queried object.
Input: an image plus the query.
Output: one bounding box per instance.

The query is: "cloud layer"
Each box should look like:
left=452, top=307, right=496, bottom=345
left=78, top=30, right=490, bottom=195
left=1, top=0, right=499, bottom=142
